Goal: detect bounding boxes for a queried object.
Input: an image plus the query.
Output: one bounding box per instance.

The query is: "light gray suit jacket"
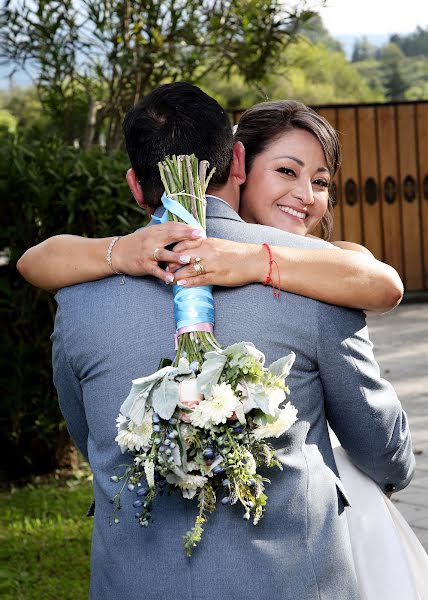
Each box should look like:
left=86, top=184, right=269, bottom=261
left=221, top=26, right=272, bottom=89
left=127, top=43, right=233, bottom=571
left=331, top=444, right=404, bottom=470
left=52, top=197, right=415, bottom=600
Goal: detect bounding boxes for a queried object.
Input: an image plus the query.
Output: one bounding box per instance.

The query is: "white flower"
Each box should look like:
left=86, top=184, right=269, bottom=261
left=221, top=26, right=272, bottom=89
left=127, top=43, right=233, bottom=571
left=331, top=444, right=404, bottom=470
left=266, top=387, right=286, bottom=415
left=190, top=383, right=239, bottom=428
left=178, top=473, right=208, bottom=489
left=166, top=469, right=208, bottom=498
left=115, top=409, right=153, bottom=453
left=144, top=459, right=155, bottom=488
left=251, top=402, right=298, bottom=440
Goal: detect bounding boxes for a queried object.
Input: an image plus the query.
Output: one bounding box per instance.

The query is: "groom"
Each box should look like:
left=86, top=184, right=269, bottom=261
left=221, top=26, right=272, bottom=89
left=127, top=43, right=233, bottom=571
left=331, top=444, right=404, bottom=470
left=52, top=82, right=414, bottom=600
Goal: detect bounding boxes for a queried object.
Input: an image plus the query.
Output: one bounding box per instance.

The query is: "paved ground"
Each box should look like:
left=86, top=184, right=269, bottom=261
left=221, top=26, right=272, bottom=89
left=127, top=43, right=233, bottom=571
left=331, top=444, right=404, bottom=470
left=366, top=303, right=428, bottom=550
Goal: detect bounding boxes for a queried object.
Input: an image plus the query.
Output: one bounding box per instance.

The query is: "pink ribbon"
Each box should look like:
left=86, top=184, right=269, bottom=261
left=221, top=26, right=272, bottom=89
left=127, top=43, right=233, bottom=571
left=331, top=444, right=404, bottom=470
left=174, top=322, right=214, bottom=350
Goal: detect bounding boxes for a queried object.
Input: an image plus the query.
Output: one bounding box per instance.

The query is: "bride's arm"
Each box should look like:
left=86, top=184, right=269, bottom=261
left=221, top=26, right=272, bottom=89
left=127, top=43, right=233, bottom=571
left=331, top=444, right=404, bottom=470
left=17, top=223, right=202, bottom=293
left=169, top=238, right=404, bottom=313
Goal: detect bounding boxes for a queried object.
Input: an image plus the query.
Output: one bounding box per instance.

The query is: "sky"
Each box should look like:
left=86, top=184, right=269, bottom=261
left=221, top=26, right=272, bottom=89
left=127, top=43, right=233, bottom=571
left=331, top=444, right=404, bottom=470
left=317, top=0, right=427, bottom=36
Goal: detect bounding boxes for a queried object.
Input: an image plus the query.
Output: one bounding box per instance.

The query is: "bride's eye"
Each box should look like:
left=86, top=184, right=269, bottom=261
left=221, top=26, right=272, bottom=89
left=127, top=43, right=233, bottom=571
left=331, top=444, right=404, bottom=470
left=276, top=167, right=295, bottom=176
left=313, top=178, right=329, bottom=188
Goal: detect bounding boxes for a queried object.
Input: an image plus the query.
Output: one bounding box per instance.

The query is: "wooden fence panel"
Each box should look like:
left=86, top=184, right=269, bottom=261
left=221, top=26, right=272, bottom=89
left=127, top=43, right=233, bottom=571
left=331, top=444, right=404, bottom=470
left=357, top=107, right=383, bottom=259
left=416, top=103, right=428, bottom=289
left=376, top=105, right=404, bottom=277
left=397, top=104, right=423, bottom=290
left=337, top=107, right=363, bottom=244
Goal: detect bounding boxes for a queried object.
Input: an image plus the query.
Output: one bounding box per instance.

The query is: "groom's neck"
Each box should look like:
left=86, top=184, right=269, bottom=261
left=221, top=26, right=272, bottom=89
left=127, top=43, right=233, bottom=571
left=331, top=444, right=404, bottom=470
left=207, top=184, right=240, bottom=213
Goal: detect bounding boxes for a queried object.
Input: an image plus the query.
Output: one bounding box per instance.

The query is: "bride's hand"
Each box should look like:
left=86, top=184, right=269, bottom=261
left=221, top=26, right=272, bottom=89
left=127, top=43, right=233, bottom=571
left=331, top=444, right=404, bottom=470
left=169, top=237, right=264, bottom=287
left=113, top=222, right=204, bottom=283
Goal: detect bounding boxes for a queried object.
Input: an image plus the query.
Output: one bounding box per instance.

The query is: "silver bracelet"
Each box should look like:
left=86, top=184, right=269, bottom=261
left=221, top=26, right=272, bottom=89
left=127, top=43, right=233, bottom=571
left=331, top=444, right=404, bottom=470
left=107, top=236, right=124, bottom=276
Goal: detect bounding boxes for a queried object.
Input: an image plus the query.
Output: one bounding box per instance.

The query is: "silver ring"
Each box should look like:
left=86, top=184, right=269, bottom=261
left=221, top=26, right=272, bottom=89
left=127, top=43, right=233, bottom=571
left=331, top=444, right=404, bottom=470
left=153, top=247, right=160, bottom=261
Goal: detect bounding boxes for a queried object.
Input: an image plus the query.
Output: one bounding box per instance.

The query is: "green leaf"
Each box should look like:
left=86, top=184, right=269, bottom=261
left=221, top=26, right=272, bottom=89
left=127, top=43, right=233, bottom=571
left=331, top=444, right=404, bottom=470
left=246, top=383, right=273, bottom=416
left=197, top=352, right=226, bottom=398
left=121, top=366, right=175, bottom=424
left=151, top=375, right=180, bottom=421
left=223, top=341, right=265, bottom=365
left=268, top=352, right=296, bottom=379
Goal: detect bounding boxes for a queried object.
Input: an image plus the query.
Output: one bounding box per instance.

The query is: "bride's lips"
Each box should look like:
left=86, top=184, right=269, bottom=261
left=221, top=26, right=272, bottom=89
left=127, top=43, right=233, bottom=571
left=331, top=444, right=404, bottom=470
left=277, top=205, right=308, bottom=221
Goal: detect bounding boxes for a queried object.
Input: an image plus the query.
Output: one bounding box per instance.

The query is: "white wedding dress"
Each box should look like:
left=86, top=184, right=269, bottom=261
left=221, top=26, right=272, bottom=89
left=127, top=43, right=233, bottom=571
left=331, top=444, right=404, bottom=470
left=330, top=431, right=428, bottom=600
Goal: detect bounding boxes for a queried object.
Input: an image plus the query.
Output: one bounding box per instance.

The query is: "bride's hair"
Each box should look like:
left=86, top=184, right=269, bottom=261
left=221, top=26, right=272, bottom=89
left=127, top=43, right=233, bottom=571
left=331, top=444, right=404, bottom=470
left=234, top=100, right=341, bottom=241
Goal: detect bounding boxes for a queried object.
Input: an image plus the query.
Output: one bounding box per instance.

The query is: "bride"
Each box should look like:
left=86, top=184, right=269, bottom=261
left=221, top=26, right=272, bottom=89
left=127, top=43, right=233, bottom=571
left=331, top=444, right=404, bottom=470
left=18, top=99, right=428, bottom=599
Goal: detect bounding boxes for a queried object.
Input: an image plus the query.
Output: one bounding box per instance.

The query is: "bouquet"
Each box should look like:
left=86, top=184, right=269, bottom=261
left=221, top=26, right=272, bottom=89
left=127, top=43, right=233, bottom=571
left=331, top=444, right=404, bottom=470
left=111, top=155, right=298, bottom=556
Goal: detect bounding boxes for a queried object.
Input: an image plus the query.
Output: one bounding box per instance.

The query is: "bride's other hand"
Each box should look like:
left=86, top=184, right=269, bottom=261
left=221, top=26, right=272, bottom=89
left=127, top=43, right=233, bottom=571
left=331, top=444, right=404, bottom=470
left=114, top=222, right=203, bottom=282
left=169, top=238, right=264, bottom=287
left=17, top=222, right=203, bottom=292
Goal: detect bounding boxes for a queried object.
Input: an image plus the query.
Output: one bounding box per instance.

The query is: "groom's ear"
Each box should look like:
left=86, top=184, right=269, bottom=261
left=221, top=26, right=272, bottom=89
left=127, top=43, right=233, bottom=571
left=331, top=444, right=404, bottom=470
left=230, top=142, right=246, bottom=185
left=126, top=168, right=152, bottom=212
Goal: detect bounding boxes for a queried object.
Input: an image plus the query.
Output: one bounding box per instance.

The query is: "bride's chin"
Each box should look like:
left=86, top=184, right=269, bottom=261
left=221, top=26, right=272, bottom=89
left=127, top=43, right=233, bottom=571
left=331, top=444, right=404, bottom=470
left=273, top=219, right=305, bottom=236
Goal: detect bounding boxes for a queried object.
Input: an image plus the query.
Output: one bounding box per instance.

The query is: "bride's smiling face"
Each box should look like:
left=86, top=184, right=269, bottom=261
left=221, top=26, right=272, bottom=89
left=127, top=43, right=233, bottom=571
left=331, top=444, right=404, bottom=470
left=239, top=128, right=330, bottom=236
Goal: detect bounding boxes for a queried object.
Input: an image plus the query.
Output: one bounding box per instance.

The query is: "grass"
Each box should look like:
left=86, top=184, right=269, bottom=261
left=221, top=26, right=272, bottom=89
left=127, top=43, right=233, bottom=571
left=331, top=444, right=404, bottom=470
left=1, top=466, right=94, bottom=599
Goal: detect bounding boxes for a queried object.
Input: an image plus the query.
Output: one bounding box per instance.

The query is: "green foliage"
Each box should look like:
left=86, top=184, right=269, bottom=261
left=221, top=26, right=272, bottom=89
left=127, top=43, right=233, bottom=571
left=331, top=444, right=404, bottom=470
left=267, top=39, right=384, bottom=104
left=351, top=36, right=377, bottom=63
left=351, top=35, right=428, bottom=101
left=205, top=35, right=385, bottom=108
left=0, top=110, right=17, bottom=136
left=1, top=136, right=148, bottom=479
left=299, top=13, right=344, bottom=53
left=0, top=475, right=93, bottom=599
left=182, top=483, right=216, bottom=557
left=0, top=0, right=318, bottom=150
left=0, top=88, right=53, bottom=140
left=390, top=26, right=428, bottom=57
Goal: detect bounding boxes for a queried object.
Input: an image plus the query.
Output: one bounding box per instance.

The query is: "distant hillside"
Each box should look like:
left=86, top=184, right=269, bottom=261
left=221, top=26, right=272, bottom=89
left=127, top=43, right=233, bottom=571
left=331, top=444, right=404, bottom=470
left=335, top=34, right=390, bottom=58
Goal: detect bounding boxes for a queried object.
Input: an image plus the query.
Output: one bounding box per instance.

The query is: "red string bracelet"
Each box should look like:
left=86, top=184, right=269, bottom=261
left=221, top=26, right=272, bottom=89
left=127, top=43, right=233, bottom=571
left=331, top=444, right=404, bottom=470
left=262, top=242, right=281, bottom=298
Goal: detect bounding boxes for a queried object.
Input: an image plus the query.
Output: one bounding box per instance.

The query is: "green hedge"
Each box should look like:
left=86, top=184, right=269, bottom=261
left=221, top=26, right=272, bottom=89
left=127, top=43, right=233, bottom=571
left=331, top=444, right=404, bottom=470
left=1, top=137, right=149, bottom=479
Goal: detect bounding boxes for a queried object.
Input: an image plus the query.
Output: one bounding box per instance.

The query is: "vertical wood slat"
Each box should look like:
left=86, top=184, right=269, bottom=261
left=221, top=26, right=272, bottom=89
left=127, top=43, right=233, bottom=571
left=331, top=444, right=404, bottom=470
left=376, top=106, right=404, bottom=278
left=337, top=107, right=363, bottom=244
left=357, top=107, right=383, bottom=259
left=416, top=103, right=428, bottom=289
left=318, top=107, right=343, bottom=241
left=397, top=104, right=423, bottom=290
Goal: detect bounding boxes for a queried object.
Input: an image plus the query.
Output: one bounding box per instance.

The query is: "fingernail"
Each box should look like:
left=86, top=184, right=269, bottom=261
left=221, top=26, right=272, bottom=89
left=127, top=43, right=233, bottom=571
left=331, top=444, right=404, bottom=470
left=165, top=274, right=175, bottom=283
left=179, top=255, right=191, bottom=264
left=177, top=279, right=187, bottom=286
left=191, top=229, right=205, bottom=238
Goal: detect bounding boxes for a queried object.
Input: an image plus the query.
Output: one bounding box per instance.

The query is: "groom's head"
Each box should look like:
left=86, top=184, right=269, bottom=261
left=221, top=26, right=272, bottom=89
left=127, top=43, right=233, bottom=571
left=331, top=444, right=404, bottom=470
left=123, top=82, right=243, bottom=212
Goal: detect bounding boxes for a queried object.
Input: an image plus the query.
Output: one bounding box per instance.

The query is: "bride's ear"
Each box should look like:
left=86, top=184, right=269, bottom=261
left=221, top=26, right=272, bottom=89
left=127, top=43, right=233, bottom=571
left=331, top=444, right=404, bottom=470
left=126, top=169, right=149, bottom=210
left=230, top=142, right=246, bottom=186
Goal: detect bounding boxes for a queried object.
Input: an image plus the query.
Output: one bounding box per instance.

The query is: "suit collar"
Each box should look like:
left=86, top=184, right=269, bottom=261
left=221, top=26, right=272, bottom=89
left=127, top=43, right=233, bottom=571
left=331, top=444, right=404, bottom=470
left=205, top=195, right=244, bottom=223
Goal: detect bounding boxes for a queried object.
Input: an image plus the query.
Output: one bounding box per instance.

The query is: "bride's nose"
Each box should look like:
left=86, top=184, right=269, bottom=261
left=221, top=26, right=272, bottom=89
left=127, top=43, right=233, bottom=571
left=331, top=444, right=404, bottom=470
left=291, top=178, right=314, bottom=206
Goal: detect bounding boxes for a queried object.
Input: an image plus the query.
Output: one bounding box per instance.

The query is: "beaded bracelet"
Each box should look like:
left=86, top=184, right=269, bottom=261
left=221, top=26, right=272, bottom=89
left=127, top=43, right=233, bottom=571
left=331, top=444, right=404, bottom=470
left=262, top=242, right=281, bottom=298
left=107, top=236, right=125, bottom=276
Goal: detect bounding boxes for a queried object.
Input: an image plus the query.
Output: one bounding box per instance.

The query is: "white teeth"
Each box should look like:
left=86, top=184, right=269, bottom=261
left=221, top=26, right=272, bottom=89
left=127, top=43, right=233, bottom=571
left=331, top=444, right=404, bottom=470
left=278, top=206, right=306, bottom=219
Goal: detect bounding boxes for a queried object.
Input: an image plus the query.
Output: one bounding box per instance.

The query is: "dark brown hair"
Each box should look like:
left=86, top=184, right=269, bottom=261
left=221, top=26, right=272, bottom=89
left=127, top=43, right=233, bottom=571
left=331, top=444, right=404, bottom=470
left=234, top=100, right=341, bottom=241
left=123, top=82, right=233, bottom=209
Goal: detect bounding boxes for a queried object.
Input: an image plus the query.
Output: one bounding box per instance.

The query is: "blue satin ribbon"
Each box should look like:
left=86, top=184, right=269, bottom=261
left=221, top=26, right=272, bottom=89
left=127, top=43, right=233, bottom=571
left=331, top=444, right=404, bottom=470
left=152, top=193, right=214, bottom=331
left=173, top=284, right=215, bottom=330
left=152, top=193, right=204, bottom=232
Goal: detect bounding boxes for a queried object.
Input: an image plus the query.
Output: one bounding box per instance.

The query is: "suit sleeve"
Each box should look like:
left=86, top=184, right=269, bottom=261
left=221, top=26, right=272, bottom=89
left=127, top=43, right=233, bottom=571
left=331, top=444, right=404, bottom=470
left=316, top=303, right=415, bottom=493
left=51, top=304, right=89, bottom=462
